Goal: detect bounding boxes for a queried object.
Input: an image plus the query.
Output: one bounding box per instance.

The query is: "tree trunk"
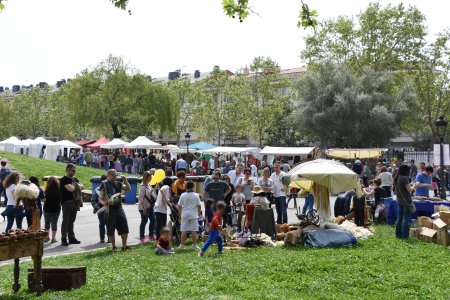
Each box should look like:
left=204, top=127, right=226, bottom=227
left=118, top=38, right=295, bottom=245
left=111, top=123, right=122, bottom=138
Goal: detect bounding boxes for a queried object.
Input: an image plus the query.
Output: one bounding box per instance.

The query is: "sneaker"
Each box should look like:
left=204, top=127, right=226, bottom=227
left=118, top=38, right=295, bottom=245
left=61, top=239, right=69, bottom=246
left=178, top=244, right=185, bottom=250
left=112, top=247, right=118, bottom=252
left=69, top=238, right=81, bottom=244
left=100, top=239, right=105, bottom=243
left=44, top=237, right=50, bottom=243
left=51, top=239, right=58, bottom=243
left=198, top=252, right=204, bottom=257
left=192, top=245, right=199, bottom=251
left=140, top=237, right=146, bottom=244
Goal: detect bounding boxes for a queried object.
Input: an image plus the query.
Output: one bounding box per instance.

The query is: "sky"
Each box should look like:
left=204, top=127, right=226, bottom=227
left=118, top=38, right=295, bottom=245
left=0, top=0, right=449, bottom=88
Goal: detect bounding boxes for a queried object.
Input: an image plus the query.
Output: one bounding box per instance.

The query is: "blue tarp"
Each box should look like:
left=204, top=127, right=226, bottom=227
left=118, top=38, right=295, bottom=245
left=181, top=142, right=216, bottom=151
left=303, top=229, right=357, bottom=247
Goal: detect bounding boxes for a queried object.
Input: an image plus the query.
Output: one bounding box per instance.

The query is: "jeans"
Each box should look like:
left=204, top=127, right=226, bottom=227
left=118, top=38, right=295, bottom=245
left=61, top=203, right=78, bottom=241
left=139, top=208, right=156, bottom=238
left=396, top=204, right=411, bottom=238
left=274, top=196, right=288, bottom=224
left=4, top=205, right=24, bottom=232
left=127, top=165, right=132, bottom=174
left=98, top=211, right=106, bottom=240
left=302, top=197, right=315, bottom=215
left=201, top=230, right=223, bottom=253
left=155, top=212, right=167, bottom=240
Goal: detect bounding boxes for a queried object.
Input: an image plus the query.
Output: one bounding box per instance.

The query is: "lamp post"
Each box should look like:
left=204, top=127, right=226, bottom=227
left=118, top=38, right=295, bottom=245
left=185, top=132, right=191, bottom=172
left=435, top=116, right=448, bottom=200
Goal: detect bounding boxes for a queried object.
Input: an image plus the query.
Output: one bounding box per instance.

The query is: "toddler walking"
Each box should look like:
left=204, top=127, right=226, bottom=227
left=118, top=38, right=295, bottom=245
left=198, top=201, right=225, bottom=257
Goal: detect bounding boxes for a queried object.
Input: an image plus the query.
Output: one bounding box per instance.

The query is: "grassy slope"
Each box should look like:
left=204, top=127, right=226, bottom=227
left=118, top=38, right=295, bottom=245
left=0, top=152, right=113, bottom=190
left=0, top=226, right=448, bottom=299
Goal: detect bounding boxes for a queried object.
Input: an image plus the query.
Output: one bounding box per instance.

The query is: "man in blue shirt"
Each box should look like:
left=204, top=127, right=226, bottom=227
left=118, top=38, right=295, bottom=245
left=175, top=156, right=187, bottom=172
left=414, top=166, right=433, bottom=197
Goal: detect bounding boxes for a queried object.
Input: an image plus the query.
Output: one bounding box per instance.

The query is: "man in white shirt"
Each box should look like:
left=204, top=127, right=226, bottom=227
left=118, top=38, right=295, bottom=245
left=270, top=162, right=287, bottom=224
left=177, top=181, right=201, bottom=250
left=208, top=157, right=215, bottom=173
left=228, top=164, right=244, bottom=186
left=190, top=157, right=198, bottom=170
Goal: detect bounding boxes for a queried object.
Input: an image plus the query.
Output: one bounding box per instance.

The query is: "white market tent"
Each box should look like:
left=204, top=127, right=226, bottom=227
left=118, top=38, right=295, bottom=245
left=202, top=146, right=261, bottom=156
left=29, top=137, right=54, bottom=158
left=124, top=136, right=161, bottom=149
left=326, top=148, right=388, bottom=159
left=260, top=146, right=315, bottom=156
left=45, top=140, right=82, bottom=161
left=0, top=136, right=21, bottom=153
left=100, top=138, right=127, bottom=150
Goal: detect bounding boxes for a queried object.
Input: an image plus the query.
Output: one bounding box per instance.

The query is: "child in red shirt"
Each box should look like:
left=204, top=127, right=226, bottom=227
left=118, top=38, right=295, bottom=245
left=198, top=201, right=225, bottom=257
left=156, top=227, right=174, bottom=255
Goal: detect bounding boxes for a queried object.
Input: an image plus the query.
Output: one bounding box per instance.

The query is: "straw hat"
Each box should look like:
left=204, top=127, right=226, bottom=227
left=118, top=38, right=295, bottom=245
left=251, top=185, right=265, bottom=195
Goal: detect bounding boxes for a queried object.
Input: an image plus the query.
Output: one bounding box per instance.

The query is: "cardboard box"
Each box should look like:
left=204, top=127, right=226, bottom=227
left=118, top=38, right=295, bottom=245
left=419, top=227, right=437, bottom=243
left=409, top=228, right=422, bottom=238
left=433, top=218, right=450, bottom=246
left=439, top=211, right=450, bottom=225
left=418, top=216, right=433, bottom=229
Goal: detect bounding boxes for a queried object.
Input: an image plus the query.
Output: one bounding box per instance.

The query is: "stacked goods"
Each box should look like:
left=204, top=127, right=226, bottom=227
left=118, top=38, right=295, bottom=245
left=0, top=229, right=48, bottom=243
left=411, top=209, right=450, bottom=247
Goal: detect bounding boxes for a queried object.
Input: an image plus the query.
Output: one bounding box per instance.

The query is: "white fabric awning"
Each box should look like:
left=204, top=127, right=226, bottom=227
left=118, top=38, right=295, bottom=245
left=124, top=136, right=162, bottom=149
left=260, top=146, right=315, bottom=156
left=100, top=138, right=127, bottom=149
left=202, top=146, right=260, bottom=155
left=29, top=137, right=54, bottom=145
left=0, top=136, right=21, bottom=145
left=53, top=140, right=82, bottom=149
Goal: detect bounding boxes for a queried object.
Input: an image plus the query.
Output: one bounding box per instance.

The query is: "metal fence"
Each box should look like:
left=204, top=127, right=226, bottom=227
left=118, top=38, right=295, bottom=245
left=383, top=151, right=433, bottom=164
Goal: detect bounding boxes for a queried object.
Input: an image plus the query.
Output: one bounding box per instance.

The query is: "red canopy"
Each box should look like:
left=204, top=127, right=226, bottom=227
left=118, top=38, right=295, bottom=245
left=75, top=140, right=96, bottom=147
left=88, top=137, right=110, bottom=150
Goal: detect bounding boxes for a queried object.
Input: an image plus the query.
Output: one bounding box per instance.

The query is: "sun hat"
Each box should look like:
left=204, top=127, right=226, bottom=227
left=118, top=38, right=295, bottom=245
left=251, top=186, right=264, bottom=194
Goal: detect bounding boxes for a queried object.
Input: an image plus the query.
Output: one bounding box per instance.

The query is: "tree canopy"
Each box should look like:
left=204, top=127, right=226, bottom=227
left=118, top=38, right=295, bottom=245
left=295, top=63, right=416, bottom=148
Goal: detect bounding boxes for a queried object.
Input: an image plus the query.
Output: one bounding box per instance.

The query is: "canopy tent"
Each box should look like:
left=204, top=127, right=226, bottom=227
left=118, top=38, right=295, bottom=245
left=29, top=137, right=54, bottom=158
left=45, top=140, right=82, bottom=161
left=260, top=146, right=316, bottom=156
left=12, top=139, right=33, bottom=154
left=181, top=142, right=216, bottom=151
left=202, top=146, right=260, bottom=155
left=75, top=140, right=96, bottom=147
left=124, top=136, right=161, bottom=149
left=89, top=137, right=110, bottom=150
left=287, top=159, right=362, bottom=222
left=0, top=136, right=21, bottom=153
left=156, top=145, right=180, bottom=151
left=326, top=148, right=388, bottom=159
left=99, top=138, right=126, bottom=150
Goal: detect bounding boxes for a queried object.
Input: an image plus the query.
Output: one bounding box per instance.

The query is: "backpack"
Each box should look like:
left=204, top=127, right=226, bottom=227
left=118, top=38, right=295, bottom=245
left=0, top=167, right=10, bottom=188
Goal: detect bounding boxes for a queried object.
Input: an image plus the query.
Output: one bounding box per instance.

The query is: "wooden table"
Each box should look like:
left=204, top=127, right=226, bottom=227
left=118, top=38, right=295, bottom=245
left=0, top=237, right=44, bottom=296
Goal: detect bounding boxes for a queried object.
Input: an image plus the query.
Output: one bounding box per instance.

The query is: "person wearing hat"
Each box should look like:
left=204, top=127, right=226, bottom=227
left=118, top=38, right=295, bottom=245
left=250, top=186, right=270, bottom=209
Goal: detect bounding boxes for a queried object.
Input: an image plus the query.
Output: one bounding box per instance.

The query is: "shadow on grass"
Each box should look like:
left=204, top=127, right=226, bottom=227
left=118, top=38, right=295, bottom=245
left=282, top=242, right=363, bottom=252
left=0, top=294, right=27, bottom=300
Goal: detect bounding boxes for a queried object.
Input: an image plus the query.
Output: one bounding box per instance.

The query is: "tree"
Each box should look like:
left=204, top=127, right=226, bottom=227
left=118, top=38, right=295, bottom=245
left=166, top=77, right=204, bottom=145
left=301, top=2, right=427, bottom=73
left=9, top=87, right=57, bottom=139
left=247, top=57, right=291, bottom=147
left=0, top=96, right=12, bottom=139
left=62, top=55, right=179, bottom=139
left=295, top=63, right=416, bottom=148
left=404, top=31, right=450, bottom=144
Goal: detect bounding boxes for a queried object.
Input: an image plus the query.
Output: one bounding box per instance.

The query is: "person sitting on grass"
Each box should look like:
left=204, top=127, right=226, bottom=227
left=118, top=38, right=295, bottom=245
left=178, top=181, right=201, bottom=250
left=156, top=227, right=175, bottom=255
left=198, top=201, right=226, bottom=257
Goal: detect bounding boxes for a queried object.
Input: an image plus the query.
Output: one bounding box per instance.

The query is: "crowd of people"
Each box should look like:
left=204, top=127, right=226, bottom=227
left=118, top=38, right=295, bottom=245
left=0, top=155, right=313, bottom=257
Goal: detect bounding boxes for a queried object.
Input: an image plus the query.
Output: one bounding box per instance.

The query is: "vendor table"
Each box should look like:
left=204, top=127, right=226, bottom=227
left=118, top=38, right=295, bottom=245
left=0, top=236, right=45, bottom=296
left=385, top=197, right=450, bottom=225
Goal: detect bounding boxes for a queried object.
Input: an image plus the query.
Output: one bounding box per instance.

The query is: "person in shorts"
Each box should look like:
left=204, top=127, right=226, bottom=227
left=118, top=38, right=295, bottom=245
left=177, top=181, right=201, bottom=251
left=98, top=169, right=131, bottom=252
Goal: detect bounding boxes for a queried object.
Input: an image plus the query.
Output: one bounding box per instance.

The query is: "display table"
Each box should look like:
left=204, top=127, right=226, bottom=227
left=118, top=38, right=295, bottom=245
left=0, top=234, right=45, bottom=296
left=386, top=197, right=450, bottom=224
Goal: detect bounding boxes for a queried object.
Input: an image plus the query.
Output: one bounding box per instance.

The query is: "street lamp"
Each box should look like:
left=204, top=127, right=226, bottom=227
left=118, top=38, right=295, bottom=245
left=185, top=132, right=191, bottom=171
left=435, top=116, right=448, bottom=200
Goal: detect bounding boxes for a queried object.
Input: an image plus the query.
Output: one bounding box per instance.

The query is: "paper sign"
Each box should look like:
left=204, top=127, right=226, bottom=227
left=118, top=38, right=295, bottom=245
left=433, top=144, right=450, bottom=165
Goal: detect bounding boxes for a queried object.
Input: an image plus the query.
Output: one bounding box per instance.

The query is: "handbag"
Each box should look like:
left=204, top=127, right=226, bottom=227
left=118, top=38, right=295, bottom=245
left=144, top=187, right=156, bottom=206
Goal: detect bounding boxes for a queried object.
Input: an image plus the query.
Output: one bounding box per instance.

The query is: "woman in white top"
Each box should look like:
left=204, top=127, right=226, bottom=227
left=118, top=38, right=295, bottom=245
left=378, top=166, right=394, bottom=196
left=2, top=172, right=24, bottom=232
left=236, top=167, right=255, bottom=203
left=154, top=177, right=173, bottom=239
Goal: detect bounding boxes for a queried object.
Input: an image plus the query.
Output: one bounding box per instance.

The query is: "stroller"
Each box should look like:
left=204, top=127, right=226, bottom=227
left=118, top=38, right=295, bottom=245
left=168, top=202, right=181, bottom=246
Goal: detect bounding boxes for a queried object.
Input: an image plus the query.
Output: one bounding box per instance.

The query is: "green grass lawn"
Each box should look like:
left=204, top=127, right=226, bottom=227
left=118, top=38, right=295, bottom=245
left=0, top=152, right=122, bottom=190
left=0, top=226, right=448, bottom=299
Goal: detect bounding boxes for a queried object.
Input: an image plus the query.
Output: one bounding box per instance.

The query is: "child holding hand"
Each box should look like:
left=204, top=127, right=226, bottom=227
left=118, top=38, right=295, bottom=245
left=198, top=201, right=226, bottom=257
left=156, top=227, right=175, bottom=255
